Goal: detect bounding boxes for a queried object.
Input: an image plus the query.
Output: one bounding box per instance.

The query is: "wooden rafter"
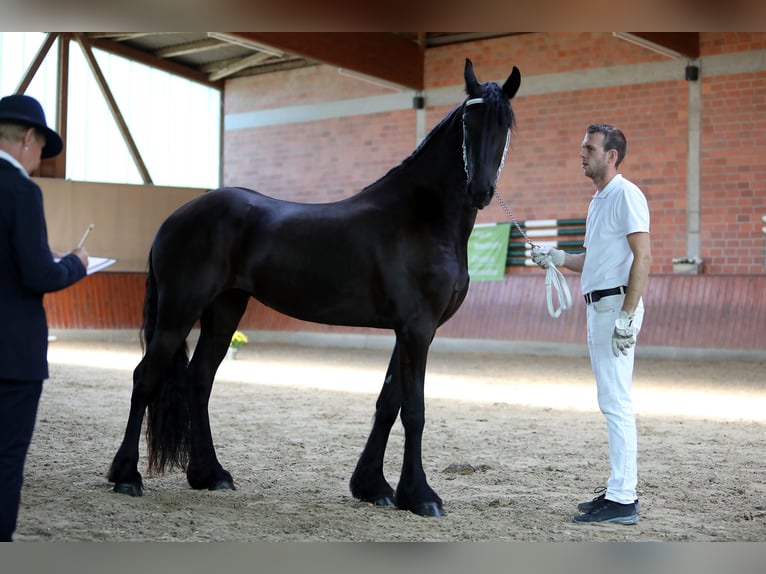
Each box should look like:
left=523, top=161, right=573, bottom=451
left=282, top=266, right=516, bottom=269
left=15, top=33, right=58, bottom=94
left=85, top=35, right=223, bottom=89
left=220, top=32, right=425, bottom=90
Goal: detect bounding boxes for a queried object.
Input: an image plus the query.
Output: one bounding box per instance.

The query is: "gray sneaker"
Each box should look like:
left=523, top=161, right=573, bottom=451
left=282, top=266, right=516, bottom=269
left=573, top=498, right=639, bottom=525
left=577, top=489, right=640, bottom=513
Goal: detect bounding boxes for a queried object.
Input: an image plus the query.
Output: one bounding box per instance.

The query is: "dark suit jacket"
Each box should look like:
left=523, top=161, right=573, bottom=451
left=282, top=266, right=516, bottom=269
left=0, top=158, right=86, bottom=381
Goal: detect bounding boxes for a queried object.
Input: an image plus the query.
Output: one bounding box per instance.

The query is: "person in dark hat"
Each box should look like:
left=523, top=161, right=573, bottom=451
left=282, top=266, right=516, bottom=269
left=0, top=93, right=89, bottom=541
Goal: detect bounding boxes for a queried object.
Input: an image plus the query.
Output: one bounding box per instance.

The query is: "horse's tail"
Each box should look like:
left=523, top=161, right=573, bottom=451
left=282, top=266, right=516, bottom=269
left=141, top=248, right=192, bottom=475
left=139, top=249, right=158, bottom=353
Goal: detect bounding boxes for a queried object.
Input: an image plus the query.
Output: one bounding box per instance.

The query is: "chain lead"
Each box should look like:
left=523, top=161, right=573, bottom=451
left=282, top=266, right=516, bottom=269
left=493, top=191, right=539, bottom=249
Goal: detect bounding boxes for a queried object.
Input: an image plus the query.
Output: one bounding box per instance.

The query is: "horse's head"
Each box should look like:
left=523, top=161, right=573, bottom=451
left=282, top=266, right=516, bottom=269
left=462, top=59, right=521, bottom=209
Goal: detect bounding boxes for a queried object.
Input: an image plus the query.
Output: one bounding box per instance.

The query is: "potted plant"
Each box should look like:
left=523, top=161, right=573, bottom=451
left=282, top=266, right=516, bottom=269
left=672, top=256, right=704, bottom=274
left=226, top=330, right=248, bottom=359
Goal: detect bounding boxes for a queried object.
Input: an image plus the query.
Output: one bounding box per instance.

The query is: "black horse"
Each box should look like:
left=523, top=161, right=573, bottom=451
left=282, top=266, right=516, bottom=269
left=108, top=59, right=521, bottom=517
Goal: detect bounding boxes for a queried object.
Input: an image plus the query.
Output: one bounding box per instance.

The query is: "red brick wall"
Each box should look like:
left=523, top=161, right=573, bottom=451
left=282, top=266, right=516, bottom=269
left=225, top=111, right=416, bottom=203
left=424, top=32, right=670, bottom=85
left=479, top=81, right=692, bottom=274
left=700, top=72, right=766, bottom=273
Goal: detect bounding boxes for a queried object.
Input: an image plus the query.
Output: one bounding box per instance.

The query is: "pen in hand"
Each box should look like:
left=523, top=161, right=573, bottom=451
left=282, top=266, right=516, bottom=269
left=77, top=224, right=94, bottom=249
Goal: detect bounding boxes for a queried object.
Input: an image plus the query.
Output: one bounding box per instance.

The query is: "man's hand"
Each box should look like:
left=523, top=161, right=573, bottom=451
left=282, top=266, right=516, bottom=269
left=531, top=246, right=565, bottom=270
left=612, top=311, right=636, bottom=356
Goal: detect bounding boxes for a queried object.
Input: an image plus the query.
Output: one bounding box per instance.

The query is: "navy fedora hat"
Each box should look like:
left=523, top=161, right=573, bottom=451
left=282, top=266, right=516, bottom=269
left=0, top=94, right=63, bottom=158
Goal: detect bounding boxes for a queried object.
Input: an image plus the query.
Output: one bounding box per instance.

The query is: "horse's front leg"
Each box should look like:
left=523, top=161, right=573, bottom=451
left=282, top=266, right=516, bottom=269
left=350, top=345, right=401, bottom=507
left=393, top=328, right=443, bottom=517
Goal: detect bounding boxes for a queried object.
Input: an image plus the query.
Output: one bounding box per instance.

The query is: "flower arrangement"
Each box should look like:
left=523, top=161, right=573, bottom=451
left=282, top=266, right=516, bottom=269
left=229, top=331, right=248, bottom=350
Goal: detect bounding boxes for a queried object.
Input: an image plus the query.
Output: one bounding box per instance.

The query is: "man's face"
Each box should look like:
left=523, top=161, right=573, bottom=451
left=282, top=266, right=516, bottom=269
left=580, top=131, right=609, bottom=181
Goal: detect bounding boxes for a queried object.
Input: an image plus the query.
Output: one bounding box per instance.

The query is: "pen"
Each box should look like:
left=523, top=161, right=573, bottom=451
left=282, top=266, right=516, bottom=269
left=78, top=224, right=94, bottom=248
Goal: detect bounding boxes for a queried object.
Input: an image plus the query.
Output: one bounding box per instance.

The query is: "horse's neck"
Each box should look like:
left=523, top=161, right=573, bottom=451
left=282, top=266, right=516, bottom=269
left=383, top=113, right=467, bottom=202
left=358, top=109, right=471, bottom=223
left=409, top=112, right=465, bottom=183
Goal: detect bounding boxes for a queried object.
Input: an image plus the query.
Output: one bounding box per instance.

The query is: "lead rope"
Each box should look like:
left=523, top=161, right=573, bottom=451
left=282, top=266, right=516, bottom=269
left=462, top=98, right=570, bottom=317
left=493, top=192, right=572, bottom=318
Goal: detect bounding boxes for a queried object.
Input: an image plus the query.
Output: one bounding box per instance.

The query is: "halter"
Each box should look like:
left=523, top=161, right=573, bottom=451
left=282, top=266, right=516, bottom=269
left=461, top=97, right=511, bottom=186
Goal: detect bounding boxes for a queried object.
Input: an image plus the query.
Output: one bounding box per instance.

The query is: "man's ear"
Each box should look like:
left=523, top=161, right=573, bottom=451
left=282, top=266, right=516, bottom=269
left=22, top=127, right=37, bottom=147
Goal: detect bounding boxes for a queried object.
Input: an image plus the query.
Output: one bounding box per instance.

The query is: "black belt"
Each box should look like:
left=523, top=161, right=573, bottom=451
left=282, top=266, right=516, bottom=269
left=583, top=285, right=628, bottom=305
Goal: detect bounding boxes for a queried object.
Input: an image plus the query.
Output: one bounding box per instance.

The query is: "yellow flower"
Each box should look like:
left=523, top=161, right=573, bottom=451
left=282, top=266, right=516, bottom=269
left=230, top=331, right=248, bottom=349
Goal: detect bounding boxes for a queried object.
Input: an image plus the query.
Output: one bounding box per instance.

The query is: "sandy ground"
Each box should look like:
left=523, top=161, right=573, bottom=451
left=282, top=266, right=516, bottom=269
left=12, top=337, right=766, bottom=542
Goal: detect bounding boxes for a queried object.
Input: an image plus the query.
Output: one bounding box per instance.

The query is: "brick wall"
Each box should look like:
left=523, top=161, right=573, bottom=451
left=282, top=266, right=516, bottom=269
left=225, top=111, right=416, bottom=203
left=700, top=72, right=766, bottom=273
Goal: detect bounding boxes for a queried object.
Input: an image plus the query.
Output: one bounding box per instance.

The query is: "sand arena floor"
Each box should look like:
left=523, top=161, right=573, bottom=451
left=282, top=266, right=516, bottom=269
left=13, top=337, right=766, bottom=542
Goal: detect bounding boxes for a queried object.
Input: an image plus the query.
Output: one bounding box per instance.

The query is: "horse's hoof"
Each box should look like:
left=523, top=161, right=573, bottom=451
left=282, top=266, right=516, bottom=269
left=373, top=496, right=395, bottom=507
left=412, top=502, right=444, bottom=517
left=113, top=483, right=142, bottom=497
left=209, top=479, right=236, bottom=491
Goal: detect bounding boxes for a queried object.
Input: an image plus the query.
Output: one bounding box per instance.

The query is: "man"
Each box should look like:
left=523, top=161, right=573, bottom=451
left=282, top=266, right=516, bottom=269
left=0, top=94, right=89, bottom=541
left=531, top=124, right=651, bottom=525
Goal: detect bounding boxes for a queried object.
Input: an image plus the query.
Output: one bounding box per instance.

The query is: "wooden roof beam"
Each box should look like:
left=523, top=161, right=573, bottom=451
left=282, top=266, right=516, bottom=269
left=613, top=32, right=700, bottom=59
left=85, top=36, right=224, bottom=89
left=217, top=32, right=424, bottom=90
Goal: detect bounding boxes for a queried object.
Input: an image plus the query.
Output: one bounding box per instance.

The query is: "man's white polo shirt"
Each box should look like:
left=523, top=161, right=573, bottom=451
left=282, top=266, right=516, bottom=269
left=581, top=174, right=650, bottom=295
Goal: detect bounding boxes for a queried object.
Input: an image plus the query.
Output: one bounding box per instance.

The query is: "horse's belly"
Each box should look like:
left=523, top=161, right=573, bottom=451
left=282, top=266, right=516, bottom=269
left=251, top=282, right=391, bottom=329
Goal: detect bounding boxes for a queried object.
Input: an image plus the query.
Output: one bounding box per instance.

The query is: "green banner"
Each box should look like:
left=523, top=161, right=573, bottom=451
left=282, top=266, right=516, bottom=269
left=467, top=222, right=511, bottom=281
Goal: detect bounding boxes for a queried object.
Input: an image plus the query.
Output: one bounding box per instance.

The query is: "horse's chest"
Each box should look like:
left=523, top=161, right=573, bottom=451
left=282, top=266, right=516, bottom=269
left=430, top=255, right=469, bottom=294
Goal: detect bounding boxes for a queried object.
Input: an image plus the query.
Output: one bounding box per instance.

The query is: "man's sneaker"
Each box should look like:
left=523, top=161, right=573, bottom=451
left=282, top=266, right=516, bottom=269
left=572, top=498, right=639, bottom=525
left=577, top=488, right=640, bottom=514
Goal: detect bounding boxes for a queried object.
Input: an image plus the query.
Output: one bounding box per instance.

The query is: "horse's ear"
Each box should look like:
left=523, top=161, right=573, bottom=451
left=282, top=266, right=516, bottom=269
left=502, top=66, right=521, bottom=100
left=464, top=58, right=481, bottom=98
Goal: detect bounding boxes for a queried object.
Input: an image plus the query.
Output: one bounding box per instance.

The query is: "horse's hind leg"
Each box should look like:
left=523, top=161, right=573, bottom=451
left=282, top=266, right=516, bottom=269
left=108, top=359, right=151, bottom=496
left=108, top=330, right=188, bottom=496
left=349, top=345, right=402, bottom=507
left=185, top=290, right=250, bottom=491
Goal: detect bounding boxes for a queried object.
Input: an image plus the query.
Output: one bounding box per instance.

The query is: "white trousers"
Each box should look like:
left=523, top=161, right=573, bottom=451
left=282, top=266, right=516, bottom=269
left=586, top=294, right=644, bottom=504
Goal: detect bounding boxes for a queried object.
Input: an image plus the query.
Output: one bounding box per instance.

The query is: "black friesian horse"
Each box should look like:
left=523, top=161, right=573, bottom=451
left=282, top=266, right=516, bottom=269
left=108, top=59, right=521, bottom=517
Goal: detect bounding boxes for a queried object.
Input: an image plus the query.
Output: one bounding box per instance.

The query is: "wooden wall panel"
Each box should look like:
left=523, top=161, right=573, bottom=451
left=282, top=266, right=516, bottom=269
left=44, top=272, right=766, bottom=354
left=44, top=273, right=146, bottom=329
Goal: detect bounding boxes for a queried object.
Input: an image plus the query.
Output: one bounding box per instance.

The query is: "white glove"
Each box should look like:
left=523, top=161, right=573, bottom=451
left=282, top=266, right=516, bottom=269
left=530, top=246, right=565, bottom=270
left=611, top=311, right=636, bottom=357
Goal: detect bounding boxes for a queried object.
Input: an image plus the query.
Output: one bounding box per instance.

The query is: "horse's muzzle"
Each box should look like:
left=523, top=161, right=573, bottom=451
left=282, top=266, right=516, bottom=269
left=470, top=184, right=494, bottom=209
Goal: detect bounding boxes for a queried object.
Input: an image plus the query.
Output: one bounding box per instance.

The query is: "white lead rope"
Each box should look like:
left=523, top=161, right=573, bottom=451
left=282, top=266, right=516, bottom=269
left=493, top=192, right=573, bottom=319
left=544, top=263, right=572, bottom=318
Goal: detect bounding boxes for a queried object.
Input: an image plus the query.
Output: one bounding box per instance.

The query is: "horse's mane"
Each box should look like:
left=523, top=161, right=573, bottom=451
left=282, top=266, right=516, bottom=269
left=364, top=80, right=515, bottom=190
left=479, top=80, right=516, bottom=134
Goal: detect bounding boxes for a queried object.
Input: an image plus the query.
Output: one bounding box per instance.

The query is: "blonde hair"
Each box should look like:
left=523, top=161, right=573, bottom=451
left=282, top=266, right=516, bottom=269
left=0, top=122, right=41, bottom=145
left=0, top=122, right=28, bottom=141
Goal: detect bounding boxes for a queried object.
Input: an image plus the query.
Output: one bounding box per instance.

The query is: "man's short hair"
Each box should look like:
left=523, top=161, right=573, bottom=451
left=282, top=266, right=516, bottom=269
left=587, top=123, right=627, bottom=167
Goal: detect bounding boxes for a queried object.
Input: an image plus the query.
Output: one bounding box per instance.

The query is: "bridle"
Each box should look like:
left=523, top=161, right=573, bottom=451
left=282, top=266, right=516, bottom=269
left=461, top=97, right=511, bottom=187
left=462, top=97, right=572, bottom=319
